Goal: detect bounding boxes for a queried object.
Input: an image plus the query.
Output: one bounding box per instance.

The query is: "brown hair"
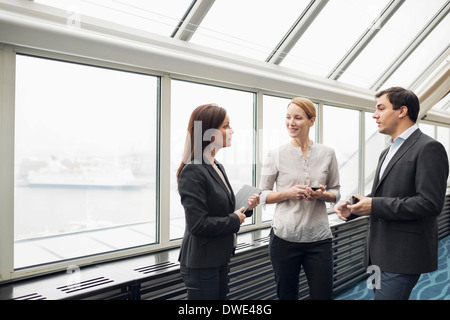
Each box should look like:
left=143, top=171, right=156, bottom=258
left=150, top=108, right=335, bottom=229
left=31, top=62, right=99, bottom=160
left=176, top=103, right=227, bottom=182
left=289, top=97, right=316, bottom=119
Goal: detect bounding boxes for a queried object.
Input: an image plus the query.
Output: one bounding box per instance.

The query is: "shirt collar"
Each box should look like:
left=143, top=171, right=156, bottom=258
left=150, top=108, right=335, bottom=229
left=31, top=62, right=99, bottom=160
left=390, top=124, right=418, bottom=144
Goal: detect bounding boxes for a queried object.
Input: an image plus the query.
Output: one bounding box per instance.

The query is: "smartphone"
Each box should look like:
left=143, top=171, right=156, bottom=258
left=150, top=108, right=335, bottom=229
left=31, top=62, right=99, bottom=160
left=311, top=187, right=320, bottom=191
left=350, top=196, right=359, bottom=205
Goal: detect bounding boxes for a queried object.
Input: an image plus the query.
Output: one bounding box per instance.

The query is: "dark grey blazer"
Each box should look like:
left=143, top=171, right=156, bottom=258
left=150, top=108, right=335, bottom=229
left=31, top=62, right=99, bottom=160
left=363, top=129, right=449, bottom=274
left=177, top=160, right=241, bottom=268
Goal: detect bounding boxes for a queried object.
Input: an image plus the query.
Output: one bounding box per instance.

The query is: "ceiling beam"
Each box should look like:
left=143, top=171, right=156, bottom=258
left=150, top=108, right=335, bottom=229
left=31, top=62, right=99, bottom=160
left=171, top=0, right=215, bottom=41
left=266, top=0, right=329, bottom=65
left=418, top=65, right=450, bottom=120
left=327, top=0, right=405, bottom=81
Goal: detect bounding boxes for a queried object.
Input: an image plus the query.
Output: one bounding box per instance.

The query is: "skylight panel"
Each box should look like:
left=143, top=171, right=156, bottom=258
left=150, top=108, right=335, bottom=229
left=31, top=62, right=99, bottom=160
left=35, top=0, right=193, bottom=36
left=382, top=14, right=450, bottom=90
left=338, top=0, right=447, bottom=88
left=188, top=0, right=311, bottom=61
left=280, top=0, right=390, bottom=78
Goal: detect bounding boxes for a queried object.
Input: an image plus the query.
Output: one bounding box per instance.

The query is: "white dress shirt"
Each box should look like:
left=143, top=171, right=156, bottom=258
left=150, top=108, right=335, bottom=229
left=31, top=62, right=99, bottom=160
left=379, top=124, right=418, bottom=179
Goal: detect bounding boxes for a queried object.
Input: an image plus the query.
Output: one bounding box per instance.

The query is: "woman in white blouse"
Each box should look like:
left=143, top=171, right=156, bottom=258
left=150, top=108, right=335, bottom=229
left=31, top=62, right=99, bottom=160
left=259, top=97, right=341, bottom=300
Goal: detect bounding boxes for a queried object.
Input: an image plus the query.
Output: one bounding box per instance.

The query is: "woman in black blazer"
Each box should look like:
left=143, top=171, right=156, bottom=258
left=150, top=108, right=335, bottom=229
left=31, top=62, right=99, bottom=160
left=176, top=103, right=259, bottom=300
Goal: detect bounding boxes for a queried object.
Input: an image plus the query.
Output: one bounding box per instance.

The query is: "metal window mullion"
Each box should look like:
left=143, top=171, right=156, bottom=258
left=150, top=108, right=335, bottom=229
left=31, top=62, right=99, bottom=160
left=328, top=0, right=405, bottom=80
left=266, top=0, right=329, bottom=65
left=316, top=102, right=324, bottom=144
left=371, top=1, right=450, bottom=91
left=359, top=110, right=365, bottom=196
left=254, top=91, right=263, bottom=226
left=0, top=46, right=15, bottom=281
left=158, top=74, right=171, bottom=246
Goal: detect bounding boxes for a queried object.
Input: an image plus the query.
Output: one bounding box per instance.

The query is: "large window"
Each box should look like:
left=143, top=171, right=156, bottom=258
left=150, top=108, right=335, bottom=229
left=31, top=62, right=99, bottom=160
left=364, top=111, right=388, bottom=195
left=322, top=105, right=360, bottom=202
left=4, top=54, right=449, bottom=279
left=432, top=125, right=450, bottom=185
left=437, top=126, right=450, bottom=161
left=169, top=80, right=255, bottom=240
left=14, top=55, right=158, bottom=268
left=437, top=126, right=450, bottom=185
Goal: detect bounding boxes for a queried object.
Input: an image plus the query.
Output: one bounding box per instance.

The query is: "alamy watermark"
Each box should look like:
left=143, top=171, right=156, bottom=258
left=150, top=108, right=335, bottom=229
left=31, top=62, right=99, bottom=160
left=66, top=6, right=81, bottom=29
left=366, top=265, right=381, bottom=290
left=182, top=121, right=286, bottom=167
left=66, top=265, right=81, bottom=289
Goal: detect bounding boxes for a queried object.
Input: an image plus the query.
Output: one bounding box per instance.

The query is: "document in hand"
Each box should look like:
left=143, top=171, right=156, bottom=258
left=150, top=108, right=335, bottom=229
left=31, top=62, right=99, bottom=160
left=234, top=184, right=261, bottom=216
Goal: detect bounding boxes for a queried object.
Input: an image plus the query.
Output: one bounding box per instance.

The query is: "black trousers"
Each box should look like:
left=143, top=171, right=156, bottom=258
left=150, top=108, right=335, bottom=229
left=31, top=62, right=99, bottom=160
left=269, top=230, right=333, bottom=300
left=180, top=263, right=229, bottom=300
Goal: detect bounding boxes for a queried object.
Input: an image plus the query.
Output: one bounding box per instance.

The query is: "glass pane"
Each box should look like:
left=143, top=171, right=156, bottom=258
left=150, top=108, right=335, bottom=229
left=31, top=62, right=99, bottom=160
left=339, top=0, right=447, bottom=88
left=364, top=112, right=388, bottom=195
left=260, top=95, right=292, bottom=222
left=432, top=91, right=450, bottom=112
left=170, top=80, right=255, bottom=240
left=323, top=105, right=360, bottom=202
left=419, top=123, right=436, bottom=138
left=281, top=0, right=390, bottom=77
left=383, top=14, right=450, bottom=89
left=437, top=126, right=450, bottom=185
left=14, top=55, right=158, bottom=268
left=260, top=95, right=317, bottom=221
left=36, top=0, right=192, bottom=36
left=189, top=0, right=311, bottom=61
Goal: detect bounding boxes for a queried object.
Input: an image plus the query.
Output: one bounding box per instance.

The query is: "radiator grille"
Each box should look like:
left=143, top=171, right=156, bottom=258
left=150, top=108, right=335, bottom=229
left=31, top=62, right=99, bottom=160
left=56, top=276, right=114, bottom=294
left=134, top=261, right=179, bottom=274
left=13, top=292, right=46, bottom=300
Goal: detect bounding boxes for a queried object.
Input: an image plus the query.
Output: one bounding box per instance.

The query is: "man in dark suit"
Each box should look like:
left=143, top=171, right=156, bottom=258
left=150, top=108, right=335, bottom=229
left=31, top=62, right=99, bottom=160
left=335, top=87, right=449, bottom=300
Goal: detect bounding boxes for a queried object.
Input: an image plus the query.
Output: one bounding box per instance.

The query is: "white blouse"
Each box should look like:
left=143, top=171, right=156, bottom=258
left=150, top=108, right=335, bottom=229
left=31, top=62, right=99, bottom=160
left=259, top=141, right=341, bottom=243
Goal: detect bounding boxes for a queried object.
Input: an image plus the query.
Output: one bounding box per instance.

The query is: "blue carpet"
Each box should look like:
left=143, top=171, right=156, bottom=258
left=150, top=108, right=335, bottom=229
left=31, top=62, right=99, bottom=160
left=334, top=235, right=450, bottom=300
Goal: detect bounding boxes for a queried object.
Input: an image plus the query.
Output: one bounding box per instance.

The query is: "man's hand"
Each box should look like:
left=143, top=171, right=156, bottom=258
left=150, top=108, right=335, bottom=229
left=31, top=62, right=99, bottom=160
left=348, top=195, right=372, bottom=216
left=334, top=195, right=372, bottom=221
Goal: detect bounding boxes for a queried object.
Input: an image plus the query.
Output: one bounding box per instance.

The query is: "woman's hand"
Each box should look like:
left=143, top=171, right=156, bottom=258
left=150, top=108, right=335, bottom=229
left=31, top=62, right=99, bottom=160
left=247, top=194, right=260, bottom=211
left=234, top=207, right=246, bottom=224
left=334, top=200, right=352, bottom=221
left=305, top=185, right=326, bottom=201
left=285, top=185, right=310, bottom=200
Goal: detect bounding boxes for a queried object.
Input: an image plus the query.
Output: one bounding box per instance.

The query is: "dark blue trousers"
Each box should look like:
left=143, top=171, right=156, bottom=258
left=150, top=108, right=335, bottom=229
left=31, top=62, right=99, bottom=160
left=373, top=271, right=420, bottom=300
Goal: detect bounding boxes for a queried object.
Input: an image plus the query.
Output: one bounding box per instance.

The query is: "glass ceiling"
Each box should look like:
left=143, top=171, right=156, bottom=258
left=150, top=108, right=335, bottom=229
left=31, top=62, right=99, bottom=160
left=33, top=0, right=450, bottom=116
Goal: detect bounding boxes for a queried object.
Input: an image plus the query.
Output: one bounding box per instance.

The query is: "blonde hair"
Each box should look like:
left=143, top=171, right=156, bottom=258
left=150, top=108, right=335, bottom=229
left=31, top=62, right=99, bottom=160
left=289, top=97, right=316, bottom=120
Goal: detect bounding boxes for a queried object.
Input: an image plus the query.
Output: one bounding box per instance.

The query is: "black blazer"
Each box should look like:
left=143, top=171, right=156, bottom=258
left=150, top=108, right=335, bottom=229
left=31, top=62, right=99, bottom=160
left=177, top=160, right=241, bottom=268
left=363, top=129, right=449, bottom=274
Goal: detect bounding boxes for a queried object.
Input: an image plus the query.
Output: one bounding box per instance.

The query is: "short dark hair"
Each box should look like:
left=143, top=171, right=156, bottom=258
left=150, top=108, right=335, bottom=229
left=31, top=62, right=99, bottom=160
left=375, top=87, right=420, bottom=123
